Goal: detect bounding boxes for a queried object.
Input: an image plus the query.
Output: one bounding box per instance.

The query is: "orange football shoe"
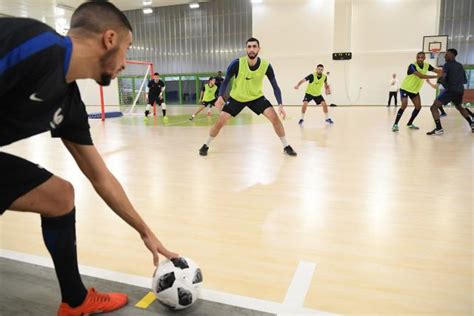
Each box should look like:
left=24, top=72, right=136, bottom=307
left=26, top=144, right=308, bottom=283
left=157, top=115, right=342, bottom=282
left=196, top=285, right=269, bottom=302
left=57, top=288, right=128, bottom=316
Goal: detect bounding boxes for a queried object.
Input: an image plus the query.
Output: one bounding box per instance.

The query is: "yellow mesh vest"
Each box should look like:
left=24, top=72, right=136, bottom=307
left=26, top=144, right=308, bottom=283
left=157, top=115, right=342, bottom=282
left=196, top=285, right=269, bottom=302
left=203, top=84, right=217, bottom=102
left=230, top=57, right=269, bottom=102
left=305, top=73, right=327, bottom=97
left=400, top=62, right=430, bottom=94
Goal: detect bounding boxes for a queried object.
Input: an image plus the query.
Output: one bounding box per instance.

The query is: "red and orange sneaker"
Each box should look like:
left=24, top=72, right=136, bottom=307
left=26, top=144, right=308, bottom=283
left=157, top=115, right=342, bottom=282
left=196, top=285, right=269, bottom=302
left=57, top=288, right=128, bottom=316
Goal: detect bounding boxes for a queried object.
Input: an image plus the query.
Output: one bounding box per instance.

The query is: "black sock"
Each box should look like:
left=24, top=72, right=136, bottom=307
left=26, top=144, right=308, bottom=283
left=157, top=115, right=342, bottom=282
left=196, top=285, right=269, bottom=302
left=42, top=209, right=87, bottom=307
left=162, top=109, right=166, bottom=116
left=394, top=108, right=405, bottom=124
left=466, top=108, right=474, bottom=118
left=435, top=119, right=442, bottom=130
left=407, top=108, right=420, bottom=125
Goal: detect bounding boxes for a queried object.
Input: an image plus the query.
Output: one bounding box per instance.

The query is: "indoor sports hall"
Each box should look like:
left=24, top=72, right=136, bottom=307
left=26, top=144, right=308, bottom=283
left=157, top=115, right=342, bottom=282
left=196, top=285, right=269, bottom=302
left=0, top=0, right=472, bottom=315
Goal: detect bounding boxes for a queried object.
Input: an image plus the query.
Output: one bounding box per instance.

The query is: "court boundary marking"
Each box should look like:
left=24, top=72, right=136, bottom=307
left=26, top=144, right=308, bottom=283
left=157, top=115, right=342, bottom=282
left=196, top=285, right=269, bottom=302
left=0, top=249, right=334, bottom=316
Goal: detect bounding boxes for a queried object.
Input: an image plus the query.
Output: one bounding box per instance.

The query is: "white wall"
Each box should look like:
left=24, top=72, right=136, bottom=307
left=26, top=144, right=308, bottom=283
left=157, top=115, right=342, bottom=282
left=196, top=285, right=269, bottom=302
left=252, top=0, right=335, bottom=105
left=253, top=0, right=440, bottom=105
left=77, top=79, right=120, bottom=108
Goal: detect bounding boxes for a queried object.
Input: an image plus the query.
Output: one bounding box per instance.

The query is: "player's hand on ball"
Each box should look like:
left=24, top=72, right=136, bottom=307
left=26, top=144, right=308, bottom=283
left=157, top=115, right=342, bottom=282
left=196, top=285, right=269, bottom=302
left=278, top=105, right=286, bottom=120
left=142, top=230, right=179, bottom=266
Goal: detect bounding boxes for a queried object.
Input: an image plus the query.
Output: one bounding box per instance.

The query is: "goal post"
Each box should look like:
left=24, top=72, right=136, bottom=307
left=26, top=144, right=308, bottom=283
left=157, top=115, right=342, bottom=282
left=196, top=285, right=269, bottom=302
left=98, top=60, right=154, bottom=120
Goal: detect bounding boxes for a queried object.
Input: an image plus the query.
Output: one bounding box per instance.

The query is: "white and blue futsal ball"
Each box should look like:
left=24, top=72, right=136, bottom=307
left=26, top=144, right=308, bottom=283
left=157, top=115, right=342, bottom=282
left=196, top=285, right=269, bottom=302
left=151, top=257, right=203, bottom=310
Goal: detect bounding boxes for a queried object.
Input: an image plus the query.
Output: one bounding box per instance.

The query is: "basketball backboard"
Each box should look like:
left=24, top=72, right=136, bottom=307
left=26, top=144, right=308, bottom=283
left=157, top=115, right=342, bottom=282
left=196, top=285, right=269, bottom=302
left=423, top=35, right=448, bottom=53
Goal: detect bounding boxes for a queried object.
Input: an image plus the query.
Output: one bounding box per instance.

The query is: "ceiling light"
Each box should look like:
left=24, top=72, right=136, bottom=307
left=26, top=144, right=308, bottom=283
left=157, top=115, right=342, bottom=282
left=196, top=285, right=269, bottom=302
left=251, top=0, right=263, bottom=3
left=56, top=4, right=75, bottom=11
left=143, top=8, right=153, bottom=14
left=143, top=0, right=152, bottom=5
left=189, top=3, right=200, bottom=9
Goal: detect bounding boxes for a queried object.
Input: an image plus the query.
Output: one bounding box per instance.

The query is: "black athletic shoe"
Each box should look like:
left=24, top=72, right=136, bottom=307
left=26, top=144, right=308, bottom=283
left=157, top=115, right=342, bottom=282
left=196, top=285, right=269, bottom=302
left=471, top=123, right=474, bottom=133
left=145, top=110, right=150, bottom=117
left=199, top=144, right=209, bottom=156
left=284, top=145, right=297, bottom=156
left=427, top=128, right=444, bottom=135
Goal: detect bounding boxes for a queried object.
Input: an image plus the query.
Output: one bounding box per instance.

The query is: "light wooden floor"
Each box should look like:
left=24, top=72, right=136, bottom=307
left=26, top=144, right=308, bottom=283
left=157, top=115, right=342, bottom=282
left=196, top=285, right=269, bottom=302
left=0, top=106, right=472, bottom=315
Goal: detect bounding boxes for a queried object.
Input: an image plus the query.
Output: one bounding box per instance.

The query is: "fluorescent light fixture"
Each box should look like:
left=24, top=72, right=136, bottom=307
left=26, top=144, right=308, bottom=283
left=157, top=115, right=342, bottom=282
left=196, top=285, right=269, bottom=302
left=189, top=3, right=200, bottom=9
left=143, top=8, right=153, bottom=14
left=251, top=0, right=263, bottom=3
left=56, top=4, right=75, bottom=11
left=143, top=0, right=152, bottom=5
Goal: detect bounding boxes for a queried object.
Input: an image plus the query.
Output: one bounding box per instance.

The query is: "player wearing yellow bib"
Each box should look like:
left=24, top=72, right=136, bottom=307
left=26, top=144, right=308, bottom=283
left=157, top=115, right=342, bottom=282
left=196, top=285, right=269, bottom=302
left=198, top=37, right=297, bottom=156
left=190, top=77, right=218, bottom=120
left=294, top=64, right=333, bottom=125
left=392, top=52, right=440, bottom=132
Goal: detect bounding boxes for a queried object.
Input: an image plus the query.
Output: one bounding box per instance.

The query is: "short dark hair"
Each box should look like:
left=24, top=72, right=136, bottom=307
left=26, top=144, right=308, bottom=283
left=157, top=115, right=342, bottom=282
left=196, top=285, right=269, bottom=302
left=246, top=37, right=260, bottom=46
left=71, top=0, right=133, bottom=34
left=317, top=64, right=324, bottom=68
left=209, top=76, right=215, bottom=81
left=154, top=72, right=160, bottom=76
left=447, top=48, right=458, bottom=56
left=416, top=51, right=425, bottom=56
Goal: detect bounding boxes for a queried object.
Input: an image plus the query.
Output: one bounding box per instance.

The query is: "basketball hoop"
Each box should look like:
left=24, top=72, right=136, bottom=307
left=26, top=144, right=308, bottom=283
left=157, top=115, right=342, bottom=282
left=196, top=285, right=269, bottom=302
left=429, top=48, right=440, bottom=59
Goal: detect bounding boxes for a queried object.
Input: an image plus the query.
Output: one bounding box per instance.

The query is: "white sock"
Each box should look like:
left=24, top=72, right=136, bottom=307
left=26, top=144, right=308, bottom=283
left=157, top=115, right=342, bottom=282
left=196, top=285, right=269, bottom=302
left=206, top=136, right=215, bottom=146
left=280, top=136, right=288, bottom=147
left=192, top=114, right=195, bottom=117
left=324, top=112, right=329, bottom=119
left=146, top=104, right=151, bottom=111
left=301, top=112, right=305, bottom=120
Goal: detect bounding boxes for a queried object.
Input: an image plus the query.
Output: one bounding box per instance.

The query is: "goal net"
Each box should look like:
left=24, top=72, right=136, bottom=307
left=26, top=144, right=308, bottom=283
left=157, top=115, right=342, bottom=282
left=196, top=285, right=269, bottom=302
left=116, top=60, right=154, bottom=116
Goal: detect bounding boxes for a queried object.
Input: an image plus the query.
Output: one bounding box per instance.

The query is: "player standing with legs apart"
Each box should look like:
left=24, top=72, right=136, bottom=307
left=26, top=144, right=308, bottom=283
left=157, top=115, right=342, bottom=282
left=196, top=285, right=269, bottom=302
left=427, top=49, right=474, bottom=135
left=190, top=77, right=218, bottom=120
left=145, top=72, right=167, bottom=121
left=0, top=2, right=178, bottom=315
left=387, top=73, right=399, bottom=107
left=392, top=52, right=440, bottom=132
left=198, top=37, right=297, bottom=157
left=294, top=64, right=334, bottom=125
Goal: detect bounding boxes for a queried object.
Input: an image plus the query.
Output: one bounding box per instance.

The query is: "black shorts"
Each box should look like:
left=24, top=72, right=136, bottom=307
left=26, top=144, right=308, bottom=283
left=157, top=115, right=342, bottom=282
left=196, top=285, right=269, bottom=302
left=400, top=89, right=419, bottom=100
left=0, top=152, right=53, bottom=214
left=202, top=99, right=217, bottom=107
left=303, top=94, right=325, bottom=105
left=148, top=94, right=163, bottom=106
left=436, top=90, right=464, bottom=106
left=222, top=96, right=272, bottom=117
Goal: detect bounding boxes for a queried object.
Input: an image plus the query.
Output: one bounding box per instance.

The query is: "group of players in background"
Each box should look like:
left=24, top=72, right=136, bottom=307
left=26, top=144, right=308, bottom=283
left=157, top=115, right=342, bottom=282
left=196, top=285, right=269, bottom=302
left=146, top=48, right=473, bottom=146
left=389, top=49, right=473, bottom=135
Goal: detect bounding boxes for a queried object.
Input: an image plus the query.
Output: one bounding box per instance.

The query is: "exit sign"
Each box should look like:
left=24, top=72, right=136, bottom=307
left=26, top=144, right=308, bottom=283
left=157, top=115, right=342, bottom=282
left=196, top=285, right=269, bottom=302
left=332, top=52, right=352, bottom=60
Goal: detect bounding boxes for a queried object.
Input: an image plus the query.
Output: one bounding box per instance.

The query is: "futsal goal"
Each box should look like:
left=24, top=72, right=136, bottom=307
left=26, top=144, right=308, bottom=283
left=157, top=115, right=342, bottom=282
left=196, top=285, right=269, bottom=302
left=90, top=60, right=154, bottom=120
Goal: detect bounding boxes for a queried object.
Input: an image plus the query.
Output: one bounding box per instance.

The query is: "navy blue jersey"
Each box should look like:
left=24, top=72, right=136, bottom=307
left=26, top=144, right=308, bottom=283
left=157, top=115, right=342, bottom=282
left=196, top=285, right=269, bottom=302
left=147, top=79, right=165, bottom=95
left=214, top=76, right=224, bottom=87
left=0, top=18, right=92, bottom=147
left=442, top=60, right=467, bottom=93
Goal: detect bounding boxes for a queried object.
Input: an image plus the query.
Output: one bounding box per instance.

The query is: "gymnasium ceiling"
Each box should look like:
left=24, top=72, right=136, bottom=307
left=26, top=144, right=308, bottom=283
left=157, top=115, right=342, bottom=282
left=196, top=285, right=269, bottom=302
left=0, top=1, right=201, bottom=21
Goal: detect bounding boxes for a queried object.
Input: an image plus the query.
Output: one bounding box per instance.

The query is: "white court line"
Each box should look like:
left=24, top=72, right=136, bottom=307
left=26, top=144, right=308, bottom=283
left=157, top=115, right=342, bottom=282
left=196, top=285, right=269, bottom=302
left=0, top=249, right=334, bottom=316
left=284, top=261, right=317, bottom=308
